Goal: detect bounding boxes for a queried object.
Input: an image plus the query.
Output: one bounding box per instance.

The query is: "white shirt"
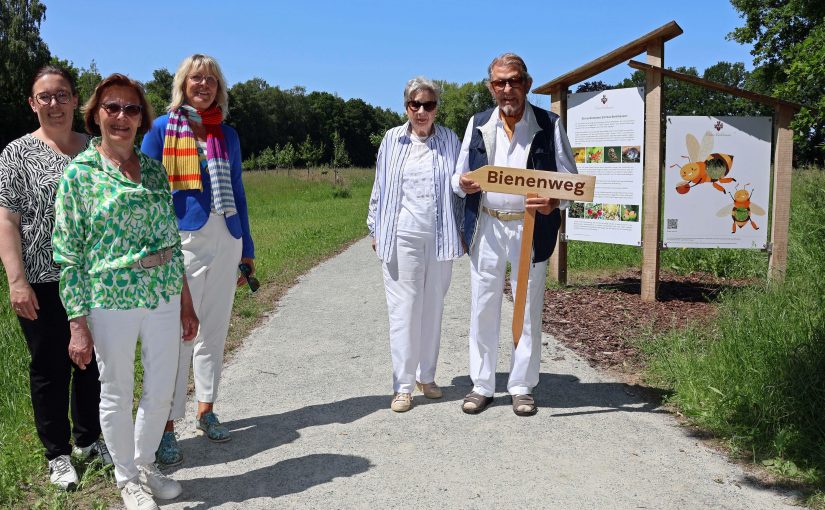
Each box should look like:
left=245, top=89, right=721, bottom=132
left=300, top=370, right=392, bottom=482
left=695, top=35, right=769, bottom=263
left=396, top=132, right=436, bottom=234
left=452, top=104, right=578, bottom=211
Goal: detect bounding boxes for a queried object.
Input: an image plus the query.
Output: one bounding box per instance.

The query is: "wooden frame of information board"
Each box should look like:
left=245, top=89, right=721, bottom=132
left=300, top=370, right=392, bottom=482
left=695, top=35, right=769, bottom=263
left=627, top=60, right=806, bottom=283
left=533, top=21, right=683, bottom=299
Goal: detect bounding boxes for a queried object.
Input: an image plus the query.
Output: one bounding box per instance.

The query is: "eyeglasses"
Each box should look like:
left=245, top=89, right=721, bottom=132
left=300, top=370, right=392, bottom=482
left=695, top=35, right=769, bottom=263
left=100, top=102, right=143, bottom=117
left=238, top=263, right=260, bottom=292
left=490, top=76, right=525, bottom=91
left=34, top=91, right=72, bottom=105
left=188, top=74, right=218, bottom=86
left=407, top=100, right=437, bottom=112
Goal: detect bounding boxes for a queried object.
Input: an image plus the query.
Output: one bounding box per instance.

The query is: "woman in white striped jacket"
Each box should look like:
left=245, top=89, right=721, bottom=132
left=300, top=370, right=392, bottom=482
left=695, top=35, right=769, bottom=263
left=367, top=76, right=464, bottom=413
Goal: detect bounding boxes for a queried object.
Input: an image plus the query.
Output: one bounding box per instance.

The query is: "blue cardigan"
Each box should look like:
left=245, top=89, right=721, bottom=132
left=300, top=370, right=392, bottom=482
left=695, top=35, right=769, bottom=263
left=141, top=114, right=254, bottom=259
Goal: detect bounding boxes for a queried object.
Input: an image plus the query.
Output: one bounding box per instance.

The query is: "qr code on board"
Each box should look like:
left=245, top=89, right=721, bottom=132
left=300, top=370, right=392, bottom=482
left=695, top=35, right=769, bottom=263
left=667, top=219, right=678, bottom=229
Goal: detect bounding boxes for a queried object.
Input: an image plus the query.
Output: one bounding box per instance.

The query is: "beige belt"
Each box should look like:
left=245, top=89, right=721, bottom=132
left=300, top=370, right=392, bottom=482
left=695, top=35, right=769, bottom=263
left=482, top=206, right=525, bottom=222
left=130, top=248, right=174, bottom=270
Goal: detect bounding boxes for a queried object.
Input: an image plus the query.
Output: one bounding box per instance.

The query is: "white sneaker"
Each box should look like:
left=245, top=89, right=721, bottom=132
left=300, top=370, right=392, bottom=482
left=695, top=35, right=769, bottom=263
left=121, top=480, right=158, bottom=510
left=48, top=454, right=78, bottom=490
left=74, top=438, right=113, bottom=466
left=138, top=463, right=182, bottom=500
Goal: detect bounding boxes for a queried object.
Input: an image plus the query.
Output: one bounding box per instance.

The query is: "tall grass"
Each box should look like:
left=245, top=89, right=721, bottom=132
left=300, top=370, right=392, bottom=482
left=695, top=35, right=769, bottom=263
left=643, top=168, right=825, bottom=480
left=0, top=168, right=374, bottom=508
left=567, top=237, right=767, bottom=278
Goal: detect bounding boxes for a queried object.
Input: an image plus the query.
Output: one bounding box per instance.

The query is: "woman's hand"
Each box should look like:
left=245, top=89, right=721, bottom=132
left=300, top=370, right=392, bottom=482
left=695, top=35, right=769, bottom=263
left=10, top=281, right=39, bottom=320
left=525, top=196, right=560, bottom=215
left=181, top=277, right=199, bottom=341
left=371, top=238, right=376, bottom=251
left=68, top=317, right=94, bottom=370
left=237, top=257, right=255, bottom=287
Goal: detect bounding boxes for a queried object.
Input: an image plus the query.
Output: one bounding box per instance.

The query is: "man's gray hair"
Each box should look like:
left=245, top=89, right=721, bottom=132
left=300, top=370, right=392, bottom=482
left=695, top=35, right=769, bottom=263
left=403, top=76, right=441, bottom=106
left=487, top=53, right=532, bottom=84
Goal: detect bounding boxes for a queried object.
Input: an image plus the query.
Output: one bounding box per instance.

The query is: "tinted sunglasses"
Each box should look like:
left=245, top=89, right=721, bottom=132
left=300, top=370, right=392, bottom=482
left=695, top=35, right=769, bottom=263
left=407, top=100, right=437, bottom=112
left=34, top=91, right=72, bottom=105
left=238, top=263, right=260, bottom=292
left=490, top=76, right=525, bottom=91
left=100, top=102, right=143, bottom=117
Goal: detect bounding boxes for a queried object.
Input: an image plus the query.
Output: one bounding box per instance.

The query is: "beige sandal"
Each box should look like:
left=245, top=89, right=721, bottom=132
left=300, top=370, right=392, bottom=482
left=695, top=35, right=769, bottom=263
left=416, top=381, right=443, bottom=399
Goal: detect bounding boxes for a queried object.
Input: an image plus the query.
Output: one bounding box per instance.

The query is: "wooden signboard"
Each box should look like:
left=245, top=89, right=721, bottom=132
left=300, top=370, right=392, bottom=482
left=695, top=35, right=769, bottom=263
left=464, top=166, right=596, bottom=202
left=467, top=165, right=595, bottom=346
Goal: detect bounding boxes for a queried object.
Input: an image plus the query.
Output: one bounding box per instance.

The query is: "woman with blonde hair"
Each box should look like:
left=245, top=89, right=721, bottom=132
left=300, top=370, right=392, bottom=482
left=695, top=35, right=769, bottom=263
left=142, top=54, right=255, bottom=464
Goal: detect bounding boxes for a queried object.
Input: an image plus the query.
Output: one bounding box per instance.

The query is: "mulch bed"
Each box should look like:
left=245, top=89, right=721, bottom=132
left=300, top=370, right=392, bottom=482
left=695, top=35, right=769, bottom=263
left=540, top=270, right=752, bottom=371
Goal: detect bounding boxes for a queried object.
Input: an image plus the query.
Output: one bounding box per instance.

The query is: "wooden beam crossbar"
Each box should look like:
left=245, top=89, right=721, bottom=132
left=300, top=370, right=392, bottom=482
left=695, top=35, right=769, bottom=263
left=627, top=60, right=807, bottom=112
left=532, top=20, right=683, bottom=95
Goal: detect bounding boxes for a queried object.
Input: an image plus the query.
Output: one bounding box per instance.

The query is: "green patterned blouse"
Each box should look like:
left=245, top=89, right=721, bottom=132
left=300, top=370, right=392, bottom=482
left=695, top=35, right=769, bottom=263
left=52, top=139, right=184, bottom=319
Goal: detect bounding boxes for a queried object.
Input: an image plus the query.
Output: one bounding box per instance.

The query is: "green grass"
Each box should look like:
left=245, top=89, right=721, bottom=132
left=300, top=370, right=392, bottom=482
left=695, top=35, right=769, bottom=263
left=565, top=235, right=767, bottom=279
left=0, top=167, right=374, bottom=509
left=640, top=168, right=825, bottom=493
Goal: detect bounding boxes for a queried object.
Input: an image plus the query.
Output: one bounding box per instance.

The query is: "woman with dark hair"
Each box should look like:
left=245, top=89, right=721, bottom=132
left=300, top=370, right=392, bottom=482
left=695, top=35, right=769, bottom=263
left=52, top=73, right=198, bottom=510
left=0, top=65, right=108, bottom=490
left=142, top=54, right=255, bottom=464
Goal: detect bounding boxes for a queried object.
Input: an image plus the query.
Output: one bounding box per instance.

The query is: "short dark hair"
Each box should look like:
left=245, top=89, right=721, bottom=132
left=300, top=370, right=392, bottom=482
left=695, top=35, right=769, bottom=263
left=30, top=65, right=78, bottom=96
left=81, top=73, right=154, bottom=136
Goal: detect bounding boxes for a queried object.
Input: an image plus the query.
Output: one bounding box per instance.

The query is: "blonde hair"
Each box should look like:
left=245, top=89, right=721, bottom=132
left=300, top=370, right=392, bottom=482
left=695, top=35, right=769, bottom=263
left=168, top=54, right=229, bottom=116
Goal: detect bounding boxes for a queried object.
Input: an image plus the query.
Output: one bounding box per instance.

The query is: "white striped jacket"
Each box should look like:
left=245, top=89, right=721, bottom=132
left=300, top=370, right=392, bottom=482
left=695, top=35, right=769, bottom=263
left=367, top=122, right=464, bottom=262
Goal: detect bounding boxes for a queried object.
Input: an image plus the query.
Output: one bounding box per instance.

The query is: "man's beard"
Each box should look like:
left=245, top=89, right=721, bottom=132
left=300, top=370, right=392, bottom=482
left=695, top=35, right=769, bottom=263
left=499, top=102, right=523, bottom=117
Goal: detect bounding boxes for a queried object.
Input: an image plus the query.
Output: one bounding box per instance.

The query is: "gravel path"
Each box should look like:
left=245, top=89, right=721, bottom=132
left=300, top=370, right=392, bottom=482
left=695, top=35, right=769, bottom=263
left=159, top=237, right=798, bottom=509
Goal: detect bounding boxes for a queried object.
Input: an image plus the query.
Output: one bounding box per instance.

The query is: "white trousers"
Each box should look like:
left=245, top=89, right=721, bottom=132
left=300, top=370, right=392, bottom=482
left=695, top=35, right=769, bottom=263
left=170, top=213, right=242, bottom=420
left=469, top=214, right=547, bottom=397
left=88, top=296, right=181, bottom=485
left=382, top=230, right=453, bottom=394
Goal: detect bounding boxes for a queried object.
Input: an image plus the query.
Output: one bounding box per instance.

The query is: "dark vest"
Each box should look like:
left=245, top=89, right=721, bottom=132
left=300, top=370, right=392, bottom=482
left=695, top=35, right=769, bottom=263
left=462, top=104, right=562, bottom=263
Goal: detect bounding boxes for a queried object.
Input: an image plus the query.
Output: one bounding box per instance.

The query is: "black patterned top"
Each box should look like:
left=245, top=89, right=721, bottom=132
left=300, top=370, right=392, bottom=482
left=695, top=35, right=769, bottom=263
left=0, top=134, right=88, bottom=283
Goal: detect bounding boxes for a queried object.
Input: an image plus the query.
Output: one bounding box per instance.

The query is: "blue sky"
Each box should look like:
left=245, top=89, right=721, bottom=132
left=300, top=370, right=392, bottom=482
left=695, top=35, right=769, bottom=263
left=39, top=0, right=755, bottom=113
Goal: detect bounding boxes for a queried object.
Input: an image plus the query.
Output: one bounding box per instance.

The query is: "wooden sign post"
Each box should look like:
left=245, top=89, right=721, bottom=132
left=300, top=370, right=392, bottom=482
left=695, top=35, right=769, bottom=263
left=464, top=165, right=595, bottom=346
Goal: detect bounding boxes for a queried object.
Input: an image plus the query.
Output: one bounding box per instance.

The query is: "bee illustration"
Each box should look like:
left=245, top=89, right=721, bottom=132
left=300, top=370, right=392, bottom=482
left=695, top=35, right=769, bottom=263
left=671, top=131, right=736, bottom=194
left=716, top=183, right=766, bottom=233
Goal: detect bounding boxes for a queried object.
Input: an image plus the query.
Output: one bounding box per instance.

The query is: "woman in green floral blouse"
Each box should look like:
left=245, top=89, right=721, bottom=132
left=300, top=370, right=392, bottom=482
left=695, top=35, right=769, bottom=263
left=52, top=74, right=197, bottom=510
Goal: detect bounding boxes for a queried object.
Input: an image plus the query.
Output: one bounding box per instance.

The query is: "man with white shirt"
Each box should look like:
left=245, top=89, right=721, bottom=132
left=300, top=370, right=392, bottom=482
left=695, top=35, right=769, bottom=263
left=452, top=53, right=578, bottom=416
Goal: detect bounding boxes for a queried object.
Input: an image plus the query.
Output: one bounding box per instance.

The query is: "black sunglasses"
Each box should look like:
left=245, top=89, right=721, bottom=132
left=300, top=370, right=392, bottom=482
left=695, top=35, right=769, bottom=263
left=490, top=76, right=525, bottom=91
left=238, top=263, right=260, bottom=292
left=407, top=100, right=437, bottom=112
left=100, top=102, right=143, bottom=117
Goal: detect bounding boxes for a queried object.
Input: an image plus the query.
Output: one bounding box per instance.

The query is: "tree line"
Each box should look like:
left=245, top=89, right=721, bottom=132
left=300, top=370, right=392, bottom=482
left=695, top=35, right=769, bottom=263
left=2, top=0, right=822, bottom=166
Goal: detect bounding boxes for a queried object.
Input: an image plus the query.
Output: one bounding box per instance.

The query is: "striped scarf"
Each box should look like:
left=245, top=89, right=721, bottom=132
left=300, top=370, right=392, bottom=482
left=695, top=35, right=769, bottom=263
left=162, top=105, right=236, bottom=215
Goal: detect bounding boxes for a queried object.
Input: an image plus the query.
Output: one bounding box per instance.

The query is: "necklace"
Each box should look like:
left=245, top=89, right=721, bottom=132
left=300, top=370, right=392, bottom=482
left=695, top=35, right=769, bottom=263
left=97, top=144, right=140, bottom=182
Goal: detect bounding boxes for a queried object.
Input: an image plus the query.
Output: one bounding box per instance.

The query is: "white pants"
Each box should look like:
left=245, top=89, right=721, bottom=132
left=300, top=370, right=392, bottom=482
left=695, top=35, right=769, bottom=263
left=170, top=213, right=242, bottom=420
left=89, top=296, right=181, bottom=485
left=382, top=230, right=453, bottom=394
left=469, top=214, right=547, bottom=397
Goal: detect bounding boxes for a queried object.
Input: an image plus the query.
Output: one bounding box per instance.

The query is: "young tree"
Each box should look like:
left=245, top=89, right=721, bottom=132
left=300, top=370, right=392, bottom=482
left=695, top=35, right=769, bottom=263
left=298, top=134, right=324, bottom=169
left=277, top=142, right=297, bottom=169
left=257, top=146, right=276, bottom=170
left=330, top=131, right=351, bottom=168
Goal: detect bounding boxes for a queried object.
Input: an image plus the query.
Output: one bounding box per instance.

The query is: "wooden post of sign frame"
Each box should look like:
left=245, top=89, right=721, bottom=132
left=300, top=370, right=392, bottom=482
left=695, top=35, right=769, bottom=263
left=549, top=90, right=569, bottom=286
left=640, top=41, right=664, bottom=302
left=768, top=105, right=794, bottom=281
